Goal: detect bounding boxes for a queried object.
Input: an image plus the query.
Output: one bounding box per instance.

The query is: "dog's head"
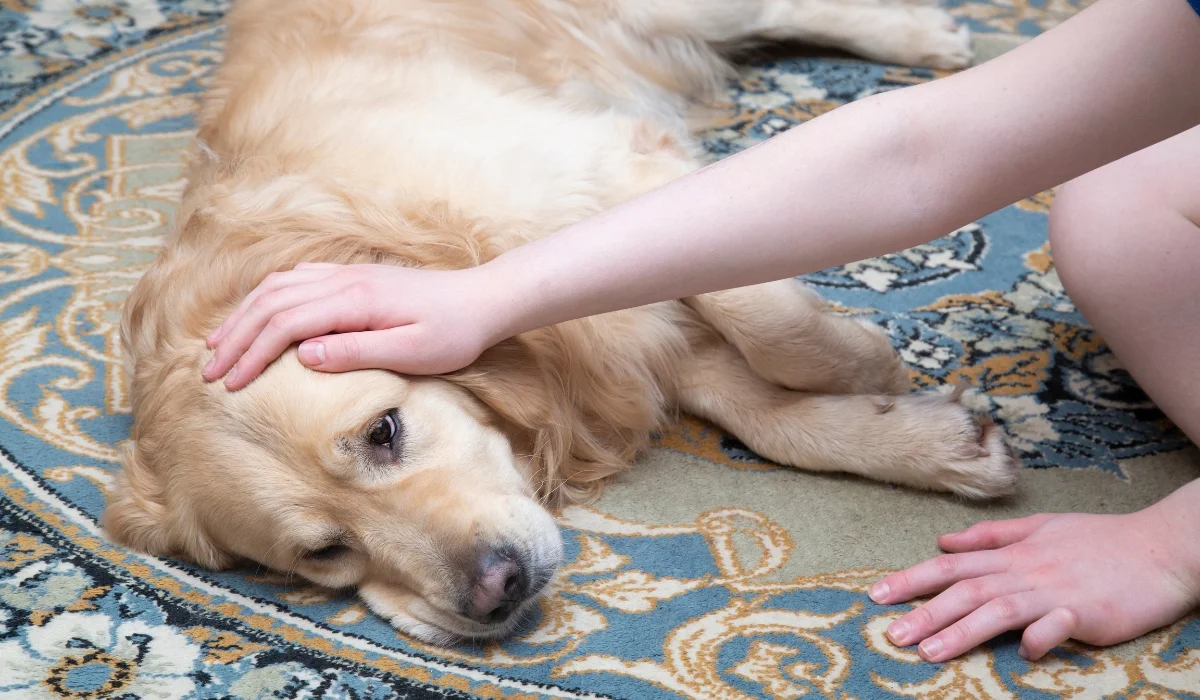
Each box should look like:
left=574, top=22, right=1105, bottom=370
left=108, top=329, right=576, bottom=642
left=104, top=181, right=666, bottom=643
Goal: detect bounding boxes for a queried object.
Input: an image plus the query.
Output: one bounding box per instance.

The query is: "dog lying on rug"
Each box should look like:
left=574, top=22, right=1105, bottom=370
left=105, top=0, right=1015, bottom=644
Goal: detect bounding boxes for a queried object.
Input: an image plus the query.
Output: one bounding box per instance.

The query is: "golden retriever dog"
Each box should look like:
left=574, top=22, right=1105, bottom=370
left=106, top=0, right=1014, bottom=645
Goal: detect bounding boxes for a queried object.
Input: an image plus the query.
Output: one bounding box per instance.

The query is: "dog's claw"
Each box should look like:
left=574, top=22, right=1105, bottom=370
left=948, top=377, right=971, bottom=403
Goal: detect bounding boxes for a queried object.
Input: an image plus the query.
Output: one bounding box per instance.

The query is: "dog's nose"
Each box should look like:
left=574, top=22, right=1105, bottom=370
left=469, top=550, right=529, bottom=624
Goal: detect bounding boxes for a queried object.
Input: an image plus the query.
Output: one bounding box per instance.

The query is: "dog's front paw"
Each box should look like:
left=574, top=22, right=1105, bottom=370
left=878, top=389, right=1017, bottom=499
left=893, top=392, right=1020, bottom=499
left=939, top=410, right=1020, bottom=499
left=896, top=8, right=973, bottom=70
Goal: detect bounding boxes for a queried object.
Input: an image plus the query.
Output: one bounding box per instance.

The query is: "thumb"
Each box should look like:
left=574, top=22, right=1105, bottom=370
left=297, top=326, right=449, bottom=375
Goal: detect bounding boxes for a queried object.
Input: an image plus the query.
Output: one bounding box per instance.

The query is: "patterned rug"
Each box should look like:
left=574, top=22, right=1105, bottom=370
left=3, top=1, right=1199, bottom=698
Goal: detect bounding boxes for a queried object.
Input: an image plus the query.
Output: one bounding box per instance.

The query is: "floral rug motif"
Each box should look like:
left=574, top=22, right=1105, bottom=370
left=1, top=1, right=1197, bottom=699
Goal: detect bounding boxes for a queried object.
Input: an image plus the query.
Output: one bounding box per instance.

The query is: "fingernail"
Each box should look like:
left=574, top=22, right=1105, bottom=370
left=203, top=357, right=215, bottom=377
left=299, top=341, right=325, bottom=365
left=206, top=325, right=221, bottom=345
left=869, top=582, right=889, bottom=603
left=1018, top=645, right=1030, bottom=661
left=919, top=638, right=942, bottom=659
left=887, top=621, right=910, bottom=645
left=224, top=366, right=238, bottom=387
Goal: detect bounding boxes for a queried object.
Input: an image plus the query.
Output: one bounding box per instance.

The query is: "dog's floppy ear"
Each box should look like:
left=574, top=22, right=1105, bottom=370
left=444, top=334, right=630, bottom=505
left=104, top=441, right=173, bottom=555
left=103, top=440, right=232, bottom=570
left=445, top=338, right=554, bottom=427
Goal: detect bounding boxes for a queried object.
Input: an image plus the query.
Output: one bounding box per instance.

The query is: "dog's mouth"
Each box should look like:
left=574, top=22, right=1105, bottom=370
left=358, top=573, right=558, bottom=646
left=356, top=535, right=565, bottom=646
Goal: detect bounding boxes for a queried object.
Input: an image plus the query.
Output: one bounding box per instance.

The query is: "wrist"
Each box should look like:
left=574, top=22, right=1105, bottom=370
left=470, top=253, right=538, bottom=345
left=1141, top=479, right=1200, bottom=603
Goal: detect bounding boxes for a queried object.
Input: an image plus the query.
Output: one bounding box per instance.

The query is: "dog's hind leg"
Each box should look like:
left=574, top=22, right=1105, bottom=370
left=676, top=333, right=1018, bottom=498
left=616, top=0, right=973, bottom=69
left=684, top=280, right=910, bottom=396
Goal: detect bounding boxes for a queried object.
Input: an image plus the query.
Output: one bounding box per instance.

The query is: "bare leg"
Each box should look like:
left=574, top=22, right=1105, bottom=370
left=870, top=127, right=1200, bottom=664
left=1051, top=127, right=1200, bottom=440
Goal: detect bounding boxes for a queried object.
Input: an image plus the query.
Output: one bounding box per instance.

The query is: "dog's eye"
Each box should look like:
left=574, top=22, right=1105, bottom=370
left=369, top=411, right=397, bottom=447
left=306, top=543, right=350, bottom=560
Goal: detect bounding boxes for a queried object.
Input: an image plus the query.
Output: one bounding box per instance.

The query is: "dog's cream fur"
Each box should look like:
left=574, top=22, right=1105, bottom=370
left=106, top=0, right=1012, bottom=644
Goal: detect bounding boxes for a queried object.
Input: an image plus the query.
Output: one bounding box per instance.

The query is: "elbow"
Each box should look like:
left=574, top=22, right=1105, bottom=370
left=848, top=88, right=959, bottom=245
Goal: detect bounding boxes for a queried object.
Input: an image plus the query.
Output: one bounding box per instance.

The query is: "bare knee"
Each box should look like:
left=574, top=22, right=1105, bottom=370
left=1048, top=162, right=1172, bottom=314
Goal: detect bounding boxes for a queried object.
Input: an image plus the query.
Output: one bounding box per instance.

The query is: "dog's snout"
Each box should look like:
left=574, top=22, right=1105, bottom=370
left=469, top=550, right=530, bottom=624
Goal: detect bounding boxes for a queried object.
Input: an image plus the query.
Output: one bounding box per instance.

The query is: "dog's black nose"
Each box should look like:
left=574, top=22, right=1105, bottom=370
left=469, top=550, right=530, bottom=624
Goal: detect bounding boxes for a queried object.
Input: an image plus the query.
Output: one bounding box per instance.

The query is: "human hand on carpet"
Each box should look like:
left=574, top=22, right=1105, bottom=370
left=203, top=262, right=514, bottom=390
left=870, top=479, right=1200, bottom=662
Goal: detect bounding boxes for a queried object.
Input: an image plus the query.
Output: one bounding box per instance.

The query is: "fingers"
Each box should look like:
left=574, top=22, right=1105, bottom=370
left=914, top=591, right=1048, bottom=662
left=206, top=267, right=342, bottom=348
left=219, top=293, right=388, bottom=389
left=938, top=514, right=1055, bottom=553
left=204, top=279, right=353, bottom=385
left=870, top=550, right=1011, bottom=605
left=1019, top=607, right=1078, bottom=661
left=886, top=574, right=1029, bottom=647
left=298, top=326, right=438, bottom=375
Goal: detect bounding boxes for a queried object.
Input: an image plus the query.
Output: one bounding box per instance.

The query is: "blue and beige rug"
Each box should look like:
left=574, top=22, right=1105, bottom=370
left=3, top=1, right=1198, bottom=698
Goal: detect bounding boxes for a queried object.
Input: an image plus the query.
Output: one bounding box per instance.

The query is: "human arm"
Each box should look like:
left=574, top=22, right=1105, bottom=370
left=205, top=0, right=1200, bottom=388
left=489, top=0, right=1200, bottom=333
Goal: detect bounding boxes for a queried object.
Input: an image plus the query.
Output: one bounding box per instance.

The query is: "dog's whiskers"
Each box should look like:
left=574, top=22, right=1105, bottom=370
left=257, top=535, right=291, bottom=578
left=282, top=549, right=305, bottom=588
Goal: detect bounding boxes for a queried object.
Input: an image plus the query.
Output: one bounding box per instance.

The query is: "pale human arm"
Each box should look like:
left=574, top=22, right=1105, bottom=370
left=205, top=0, right=1200, bottom=388
left=488, top=0, right=1200, bottom=335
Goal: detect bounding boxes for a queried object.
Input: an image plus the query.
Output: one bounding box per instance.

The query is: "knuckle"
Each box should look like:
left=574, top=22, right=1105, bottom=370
left=345, top=281, right=374, bottom=302
left=909, top=605, right=935, bottom=631
left=263, top=270, right=290, bottom=288
left=891, top=570, right=914, bottom=595
left=933, top=554, right=960, bottom=578
left=970, top=521, right=998, bottom=543
left=337, top=334, right=362, bottom=364
left=1055, top=606, right=1080, bottom=629
left=955, top=579, right=990, bottom=607
left=265, top=309, right=295, bottom=333
left=208, top=351, right=229, bottom=372
left=995, top=597, right=1022, bottom=622
left=249, top=291, right=277, bottom=313
left=945, top=621, right=970, bottom=645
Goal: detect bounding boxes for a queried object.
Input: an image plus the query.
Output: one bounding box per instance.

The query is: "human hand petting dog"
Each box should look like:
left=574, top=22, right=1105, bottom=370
left=871, top=479, right=1200, bottom=662
left=203, top=262, right=511, bottom=390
